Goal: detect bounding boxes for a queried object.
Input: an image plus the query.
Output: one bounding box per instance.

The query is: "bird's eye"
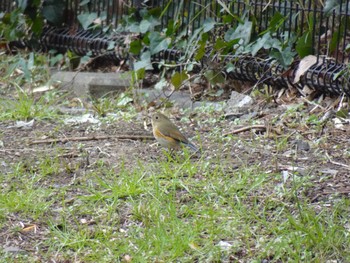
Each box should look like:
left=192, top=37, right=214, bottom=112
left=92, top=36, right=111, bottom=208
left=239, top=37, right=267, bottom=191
left=155, top=116, right=158, bottom=119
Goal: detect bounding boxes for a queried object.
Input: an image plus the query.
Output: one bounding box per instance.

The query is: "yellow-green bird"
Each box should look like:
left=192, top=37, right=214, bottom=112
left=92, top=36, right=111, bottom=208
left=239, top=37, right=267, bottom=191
left=151, top=112, right=198, bottom=151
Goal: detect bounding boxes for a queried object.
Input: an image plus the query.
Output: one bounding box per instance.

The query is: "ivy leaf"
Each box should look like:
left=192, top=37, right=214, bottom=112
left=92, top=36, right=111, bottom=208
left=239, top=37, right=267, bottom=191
left=324, top=0, right=341, bottom=14
left=134, top=68, right=145, bottom=82
left=107, top=41, right=115, bottom=51
left=250, top=33, right=282, bottom=56
left=140, top=19, right=151, bottom=33
left=204, top=70, right=225, bottom=85
left=42, top=0, right=65, bottom=25
left=31, top=15, right=44, bottom=36
left=195, top=33, right=208, bottom=60
left=226, top=62, right=235, bottom=73
left=214, top=39, right=227, bottom=50
left=217, top=0, right=242, bottom=23
left=171, top=71, right=189, bottom=89
left=149, top=32, right=170, bottom=55
left=127, top=22, right=141, bottom=33
left=129, top=39, right=142, bottom=55
left=139, top=16, right=161, bottom=33
left=224, top=19, right=252, bottom=44
left=17, top=0, right=27, bottom=11
left=152, top=38, right=171, bottom=54
left=250, top=34, right=270, bottom=56
left=259, top=11, right=285, bottom=35
left=133, top=51, right=153, bottom=70
left=203, top=18, right=215, bottom=33
left=296, top=32, right=313, bottom=58
left=270, top=47, right=295, bottom=68
left=222, top=15, right=233, bottom=23
left=49, top=53, right=64, bottom=67
left=165, top=19, right=175, bottom=36
left=269, top=12, right=285, bottom=31
left=78, top=12, right=98, bottom=30
left=195, top=43, right=206, bottom=61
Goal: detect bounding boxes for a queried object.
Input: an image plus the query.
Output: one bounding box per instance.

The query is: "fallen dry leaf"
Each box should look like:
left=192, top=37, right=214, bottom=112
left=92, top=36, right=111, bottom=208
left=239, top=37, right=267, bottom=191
left=21, top=224, right=37, bottom=233
left=293, top=55, right=318, bottom=84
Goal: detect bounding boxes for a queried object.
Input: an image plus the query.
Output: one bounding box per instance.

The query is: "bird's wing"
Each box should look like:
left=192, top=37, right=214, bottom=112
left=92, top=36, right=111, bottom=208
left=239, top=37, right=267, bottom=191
left=158, top=124, right=189, bottom=144
left=157, top=124, right=198, bottom=151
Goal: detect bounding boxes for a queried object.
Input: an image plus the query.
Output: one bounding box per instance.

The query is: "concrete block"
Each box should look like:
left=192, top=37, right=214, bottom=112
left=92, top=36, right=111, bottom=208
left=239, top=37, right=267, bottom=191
left=51, top=71, right=132, bottom=98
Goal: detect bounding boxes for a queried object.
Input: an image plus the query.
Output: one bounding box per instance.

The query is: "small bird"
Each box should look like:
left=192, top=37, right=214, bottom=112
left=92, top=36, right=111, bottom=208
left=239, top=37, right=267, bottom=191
left=151, top=112, right=198, bottom=151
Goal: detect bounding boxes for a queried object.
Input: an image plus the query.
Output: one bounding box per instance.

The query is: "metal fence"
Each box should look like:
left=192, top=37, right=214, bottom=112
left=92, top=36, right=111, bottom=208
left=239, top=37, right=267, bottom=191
left=2, top=0, right=350, bottom=95
left=45, top=0, right=348, bottom=64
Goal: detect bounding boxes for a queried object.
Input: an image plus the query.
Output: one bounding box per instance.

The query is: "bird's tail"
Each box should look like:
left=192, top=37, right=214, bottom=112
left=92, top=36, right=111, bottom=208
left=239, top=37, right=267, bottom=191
left=185, top=142, right=198, bottom=152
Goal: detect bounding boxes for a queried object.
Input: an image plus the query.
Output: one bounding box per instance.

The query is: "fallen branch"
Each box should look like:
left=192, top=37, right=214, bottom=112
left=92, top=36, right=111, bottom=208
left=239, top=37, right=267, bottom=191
left=223, top=125, right=280, bottom=136
left=30, top=134, right=155, bottom=145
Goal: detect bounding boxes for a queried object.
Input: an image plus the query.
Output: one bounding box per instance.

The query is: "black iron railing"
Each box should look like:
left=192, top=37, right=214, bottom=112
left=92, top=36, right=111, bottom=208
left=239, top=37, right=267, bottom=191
left=2, top=0, right=350, bottom=96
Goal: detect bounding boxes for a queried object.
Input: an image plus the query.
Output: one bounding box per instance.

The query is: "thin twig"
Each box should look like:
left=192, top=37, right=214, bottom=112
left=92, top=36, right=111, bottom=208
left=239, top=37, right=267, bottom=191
left=301, top=97, right=326, bottom=112
left=325, top=152, right=350, bottom=170
left=57, top=152, right=80, bottom=158
left=30, top=134, right=154, bottom=145
left=336, top=93, right=345, bottom=112
left=223, top=125, right=280, bottom=136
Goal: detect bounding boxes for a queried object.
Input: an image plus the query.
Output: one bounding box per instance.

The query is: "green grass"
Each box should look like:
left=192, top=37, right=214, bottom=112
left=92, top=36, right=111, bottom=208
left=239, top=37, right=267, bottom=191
left=1, top=152, right=350, bottom=262
left=0, top=88, right=69, bottom=121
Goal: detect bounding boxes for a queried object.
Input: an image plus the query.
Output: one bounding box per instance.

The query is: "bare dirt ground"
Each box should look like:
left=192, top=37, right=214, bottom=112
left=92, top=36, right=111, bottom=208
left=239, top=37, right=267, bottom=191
left=1, top=97, right=349, bottom=203
left=1, top=88, right=350, bottom=260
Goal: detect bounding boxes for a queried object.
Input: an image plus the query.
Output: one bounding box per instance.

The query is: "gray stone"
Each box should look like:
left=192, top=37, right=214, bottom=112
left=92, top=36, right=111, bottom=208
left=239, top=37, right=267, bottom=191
left=51, top=72, right=131, bottom=98
left=3, top=246, right=26, bottom=254
left=51, top=71, right=223, bottom=110
left=295, top=140, right=311, bottom=151
left=225, top=91, right=253, bottom=113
